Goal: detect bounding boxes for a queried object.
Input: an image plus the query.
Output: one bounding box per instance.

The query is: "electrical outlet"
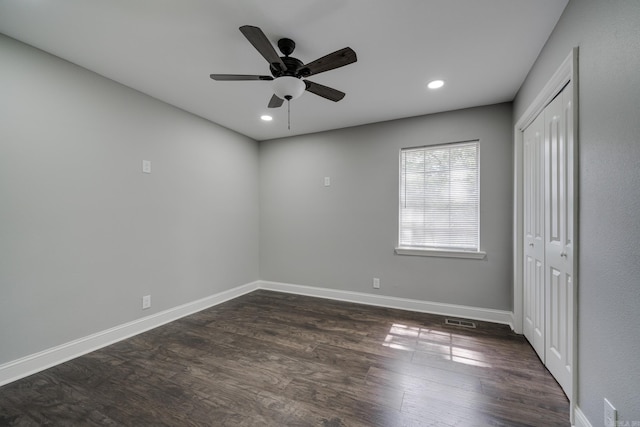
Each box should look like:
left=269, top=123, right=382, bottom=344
left=604, top=398, right=617, bottom=427
left=142, top=295, right=151, bottom=309
left=142, top=160, right=151, bottom=174
left=373, top=278, right=380, bottom=289
left=324, top=176, right=331, bottom=186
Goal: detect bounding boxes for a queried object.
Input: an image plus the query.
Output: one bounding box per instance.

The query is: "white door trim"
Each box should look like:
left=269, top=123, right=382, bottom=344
left=513, top=47, right=578, bottom=421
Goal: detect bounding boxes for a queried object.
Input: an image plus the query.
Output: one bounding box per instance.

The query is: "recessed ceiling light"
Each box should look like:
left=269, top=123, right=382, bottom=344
left=260, top=115, right=273, bottom=121
left=427, top=80, right=445, bottom=89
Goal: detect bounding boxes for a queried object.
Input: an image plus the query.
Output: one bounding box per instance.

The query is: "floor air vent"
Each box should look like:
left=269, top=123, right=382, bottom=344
left=445, top=318, right=477, bottom=328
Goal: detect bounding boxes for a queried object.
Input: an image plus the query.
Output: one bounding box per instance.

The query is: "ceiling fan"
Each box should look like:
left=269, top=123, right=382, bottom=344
left=210, top=25, right=357, bottom=109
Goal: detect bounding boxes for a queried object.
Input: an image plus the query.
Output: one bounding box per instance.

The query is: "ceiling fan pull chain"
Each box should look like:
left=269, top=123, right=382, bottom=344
left=287, top=98, right=291, bottom=130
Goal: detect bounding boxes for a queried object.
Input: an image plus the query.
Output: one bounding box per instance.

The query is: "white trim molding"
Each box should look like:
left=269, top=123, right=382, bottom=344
left=259, top=280, right=514, bottom=327
left=1, top=279, right=516, bottom=387
left=573, top=407, right=593, bottom=427
left=0, top=281, right=259, bottom=387
left=395, top=247, right=487, bottom=259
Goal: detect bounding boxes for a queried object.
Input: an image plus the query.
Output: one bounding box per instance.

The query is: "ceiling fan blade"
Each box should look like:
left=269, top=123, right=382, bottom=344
left=304, top=80, right=345, bottom=102
left=297, top=47, right=357, bottom=77
left=239, top=25, right=286, bottom=71
left=210, top=74, right=273, bottom=81
left=268, top=94, right=284, bottom=108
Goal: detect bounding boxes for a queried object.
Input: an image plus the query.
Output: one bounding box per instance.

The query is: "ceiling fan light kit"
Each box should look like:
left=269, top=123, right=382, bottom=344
left=210, top=25, right=357, bottom=129
left=272, top=76, right=305, bottom=101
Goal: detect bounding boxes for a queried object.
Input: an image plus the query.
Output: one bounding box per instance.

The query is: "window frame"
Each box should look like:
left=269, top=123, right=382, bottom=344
left=395, top=140, right=486, bottom=259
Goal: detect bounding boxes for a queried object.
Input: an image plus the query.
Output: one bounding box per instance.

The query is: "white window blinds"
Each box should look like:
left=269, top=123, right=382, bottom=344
left=399, top=141, right=480, bottom=252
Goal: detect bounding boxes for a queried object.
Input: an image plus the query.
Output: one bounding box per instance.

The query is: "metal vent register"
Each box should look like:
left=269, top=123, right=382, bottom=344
left=445, top=318, right=477, bottom=328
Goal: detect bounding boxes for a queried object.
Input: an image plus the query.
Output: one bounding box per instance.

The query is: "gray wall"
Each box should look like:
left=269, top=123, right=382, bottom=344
left=0, top=34, right=260, bottom=365
left=260, top=103, right=513, bottom=311
left=514, top=0, right=640, bottom=424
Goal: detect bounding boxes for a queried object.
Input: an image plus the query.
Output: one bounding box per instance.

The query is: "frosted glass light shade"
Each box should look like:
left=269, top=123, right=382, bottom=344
left=272, top=76, right=305, bottom=100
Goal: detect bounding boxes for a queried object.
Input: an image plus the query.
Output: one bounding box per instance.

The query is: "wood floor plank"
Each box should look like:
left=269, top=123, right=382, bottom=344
left=0, top=290, right=570, bottom=426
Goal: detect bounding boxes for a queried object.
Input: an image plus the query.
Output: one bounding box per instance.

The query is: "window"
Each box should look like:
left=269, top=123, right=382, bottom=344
left=397, top=140, right=484, bottom=259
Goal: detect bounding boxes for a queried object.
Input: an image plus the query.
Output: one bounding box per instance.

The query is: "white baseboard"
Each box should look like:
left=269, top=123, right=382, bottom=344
left=1, top=279, right=515, bottom=388
left=258, top=280, right=514, bottom=328
left=573, top=406, right=592, bottom=427
left=0, top=281, right=259, bottom=387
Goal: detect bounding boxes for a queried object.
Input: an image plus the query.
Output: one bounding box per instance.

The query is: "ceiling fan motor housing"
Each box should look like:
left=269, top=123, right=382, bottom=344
left=270, top=56, right=304, bottom=77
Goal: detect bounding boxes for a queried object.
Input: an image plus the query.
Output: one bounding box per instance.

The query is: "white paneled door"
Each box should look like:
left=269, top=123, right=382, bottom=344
left=522, top=82, right=574, bottom=397
left=544, top=85, right=574, bottom=397
left=523, top=112, right=546, bottom=361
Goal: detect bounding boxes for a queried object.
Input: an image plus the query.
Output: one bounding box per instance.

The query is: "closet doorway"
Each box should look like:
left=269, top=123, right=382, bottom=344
left=514, top=48, right=578, bottom=417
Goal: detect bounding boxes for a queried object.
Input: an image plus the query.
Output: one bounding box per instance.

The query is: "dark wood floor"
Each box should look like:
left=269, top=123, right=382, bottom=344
left=0, top=290, right=569, bottom=426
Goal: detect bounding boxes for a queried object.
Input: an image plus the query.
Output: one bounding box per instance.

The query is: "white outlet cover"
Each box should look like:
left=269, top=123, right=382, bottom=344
left=604, top=398, right=616, bottom=427
left=142, top=295, right=151, bottom=309
left=142, top=160, right=151, bottom=174
left=324, top=176, right=331, bottom=186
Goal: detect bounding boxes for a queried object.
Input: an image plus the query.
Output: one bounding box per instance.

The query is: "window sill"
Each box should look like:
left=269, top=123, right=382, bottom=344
left=394, top=247, right=487, bottom=259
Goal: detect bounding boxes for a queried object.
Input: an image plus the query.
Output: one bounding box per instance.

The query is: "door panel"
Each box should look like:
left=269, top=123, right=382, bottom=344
left=544, top=87, right=573, bottom=397
left=523, top=112, right=546, bottom=361
left=522, top=82, right=574, bottom=398
left=524, top=254, right=545, bottom=358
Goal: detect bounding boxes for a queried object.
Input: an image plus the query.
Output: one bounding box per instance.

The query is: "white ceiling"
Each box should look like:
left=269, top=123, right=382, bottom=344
left=0, top=0, right=568, bottom=141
